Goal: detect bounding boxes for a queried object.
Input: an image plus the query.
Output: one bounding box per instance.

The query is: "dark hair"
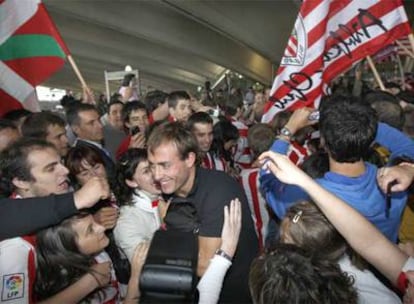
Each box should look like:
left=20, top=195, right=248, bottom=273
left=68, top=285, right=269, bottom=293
left=319, top=95, right=377, bottom=162
left=371, top=101, right=404, bottom=130
left=249, top=243, right=357, bottom=304
left=122, top=73, right=135, bottom=87
left=144, top=90, right=168, bottom=113
left=211, top=119, right=239, bottom=163
left=34, top=213, right=95, bottom=300
left=21, top=112, right=66, bottom=139
left=247, top=123, right=275, bottom=160
left=107, top=100, right=124, bottom=115
left=121, top=100, right=148, bottom=124
left=223, top=95, right=243, bottom=116
left=65, top=145, right=105, bottom=187
left=168, top=91, right=190, bottom=109
left=110, top=93, right=123, bottom=103
left=300, top=151, right=329, bottom=179
left=66, top=104, right=99, bottom=127
left=0, top=119, right=18, bottom=132
left=3, top=109, right=32, bottom=123
left=364, top=90, right=399, bottom=105
left=0, top=138, right=55, bottom=196
left=114, top=148, right=148, bottom=206
left=186, top=111, right=213, bottom=131
left=147, top=122, right=198, bottom=161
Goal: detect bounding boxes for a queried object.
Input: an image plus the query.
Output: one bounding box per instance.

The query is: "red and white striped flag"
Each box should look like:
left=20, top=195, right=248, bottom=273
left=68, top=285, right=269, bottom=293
left=262, top=0, right=412, bottom=123
left=0, top=0, right=69, bottom=116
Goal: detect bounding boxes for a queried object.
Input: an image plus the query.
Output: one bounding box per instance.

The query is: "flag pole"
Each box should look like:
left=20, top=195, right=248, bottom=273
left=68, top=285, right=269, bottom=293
left=67, top=55, right=87, bottom=88
left=396, top=54, right=406, bottom=89
left=408, top=33, right=414, bottom=54
left=396, top=40, right=414, bottom=58
left=366, top=55, right=385, bottom=90
left=67, top=55, right=95, bottom=104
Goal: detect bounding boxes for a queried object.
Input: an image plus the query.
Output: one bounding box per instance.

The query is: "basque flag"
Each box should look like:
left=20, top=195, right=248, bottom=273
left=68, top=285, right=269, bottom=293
left=0, top=0, right=69, bottom=116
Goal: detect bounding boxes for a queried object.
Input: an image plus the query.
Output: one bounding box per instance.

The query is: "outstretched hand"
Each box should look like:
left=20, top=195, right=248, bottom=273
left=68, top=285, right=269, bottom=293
left=130, top=241, right=150, bottom=277
left=258, top=150, right=311, bottom=186
left=220, top=198, right=242, bottom=258
left=285, top=107, right=317, bottom=134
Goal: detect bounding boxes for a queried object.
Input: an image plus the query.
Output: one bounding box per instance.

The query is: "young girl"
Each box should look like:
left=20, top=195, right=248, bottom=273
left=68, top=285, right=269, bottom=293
left=35, top=213, right=145, bottom=303
left=113, top=148, right=167, bottom=262
left=280, top=201, right=401, bottom=303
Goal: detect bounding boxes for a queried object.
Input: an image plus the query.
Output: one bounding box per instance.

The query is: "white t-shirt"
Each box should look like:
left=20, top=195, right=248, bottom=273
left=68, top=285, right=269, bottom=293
left=339, top=255, right=401, bottom=304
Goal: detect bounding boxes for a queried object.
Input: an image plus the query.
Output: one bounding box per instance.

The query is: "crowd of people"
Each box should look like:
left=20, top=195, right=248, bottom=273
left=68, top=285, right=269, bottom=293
left=0, top=72, right=414, bottom=303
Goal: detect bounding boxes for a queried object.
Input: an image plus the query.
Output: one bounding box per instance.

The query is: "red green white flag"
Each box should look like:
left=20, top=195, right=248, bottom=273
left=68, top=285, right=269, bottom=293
left=0, top=0, right=69, bottom=116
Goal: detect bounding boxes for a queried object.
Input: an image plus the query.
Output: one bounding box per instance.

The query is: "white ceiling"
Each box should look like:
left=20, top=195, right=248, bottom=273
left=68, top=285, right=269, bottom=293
left=42, top=0, right=414, bottom=95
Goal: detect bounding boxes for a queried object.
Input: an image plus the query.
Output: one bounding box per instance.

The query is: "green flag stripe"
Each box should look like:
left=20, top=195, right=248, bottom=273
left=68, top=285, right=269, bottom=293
left=0, top=34, right=66, bottom=61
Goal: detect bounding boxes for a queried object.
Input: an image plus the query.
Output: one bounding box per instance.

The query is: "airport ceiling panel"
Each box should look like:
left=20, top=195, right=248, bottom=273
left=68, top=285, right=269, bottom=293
left=44, top=0, right=292, bottom=93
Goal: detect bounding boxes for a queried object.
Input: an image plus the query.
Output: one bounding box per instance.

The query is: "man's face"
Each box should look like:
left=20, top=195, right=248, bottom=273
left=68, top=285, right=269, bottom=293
left=15, top=147, right=70, bottom=198
left=46, top=124, right=69, bottom=157
left=192, top=123, right=213, bottom=153
left=170, top=99, right=192, bottom=122
left=126, top=109, right=149, bottom=133
left=74, top=110, right=103, bottom=142
left=0, top=128, right=20, bottom=152
left=255, top=92, right=265, bottom=104
left=108, top=104, right=124, bottom=131
left=148, top=142, right=195, bottom=197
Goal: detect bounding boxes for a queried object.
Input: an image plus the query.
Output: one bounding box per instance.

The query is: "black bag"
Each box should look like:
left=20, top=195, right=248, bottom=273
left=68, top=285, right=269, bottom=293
left=139, top=197, right=199, bottom=302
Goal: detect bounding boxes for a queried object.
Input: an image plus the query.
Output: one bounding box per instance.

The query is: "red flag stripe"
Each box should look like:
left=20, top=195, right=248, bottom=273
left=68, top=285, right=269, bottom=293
left=327, top=0, right=353, bottom=19
left=0, top=89, right=24, bottom=117
left=306, top=0, right=354, bottom=49
left=248, top=171, right=264, bottom=251
left=300, top=0, right=323, bottom=19
left=324, top=23, right=411, bottom=81
left=5, top=56, right=65, bottom=87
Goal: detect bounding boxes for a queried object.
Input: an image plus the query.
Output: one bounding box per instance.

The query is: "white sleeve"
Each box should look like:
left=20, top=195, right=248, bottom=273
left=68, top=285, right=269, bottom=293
left=196, top=255, right=232, bottom=304
left=0, top=238, right=32, bottom=304
left=402, top=257, right=414, bottom=272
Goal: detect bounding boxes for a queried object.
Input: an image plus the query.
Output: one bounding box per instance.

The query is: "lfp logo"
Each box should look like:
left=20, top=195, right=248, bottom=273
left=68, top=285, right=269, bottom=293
left=2, top=273, right=24, bottom=301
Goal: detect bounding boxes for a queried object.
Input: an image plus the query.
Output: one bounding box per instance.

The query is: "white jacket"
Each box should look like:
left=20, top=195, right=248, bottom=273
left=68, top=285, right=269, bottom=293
left=113, top=191, right=161, bottom=262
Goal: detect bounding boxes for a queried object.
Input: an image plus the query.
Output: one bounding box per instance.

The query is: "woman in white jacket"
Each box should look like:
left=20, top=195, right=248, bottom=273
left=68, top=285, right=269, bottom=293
left=113, top=148, right=168, bottom=262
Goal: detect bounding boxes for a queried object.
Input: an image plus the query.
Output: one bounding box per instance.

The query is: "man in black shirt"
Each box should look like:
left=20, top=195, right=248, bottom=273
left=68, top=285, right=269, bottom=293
left=147, top=122, right=258, bottom=303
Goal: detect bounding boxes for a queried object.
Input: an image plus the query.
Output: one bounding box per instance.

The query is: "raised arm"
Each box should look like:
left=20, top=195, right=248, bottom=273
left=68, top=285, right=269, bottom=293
left=259, top=151, right=408, bottom=284
left=0, top=177, right=109, bottom=240
left=197, top=199, right=242, bottom=304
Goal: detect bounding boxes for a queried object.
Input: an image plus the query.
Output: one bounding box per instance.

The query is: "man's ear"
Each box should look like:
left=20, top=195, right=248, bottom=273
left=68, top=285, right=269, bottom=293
left=71, top=125, right=80, bottom=136
left=12, top=177, right=30, bottom=192
left=185, top=152, right=196, bottom=167
left=125, top=178, right=138, bottom=189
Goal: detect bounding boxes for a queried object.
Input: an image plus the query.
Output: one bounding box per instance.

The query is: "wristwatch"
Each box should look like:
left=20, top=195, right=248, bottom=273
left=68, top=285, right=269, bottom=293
left=215, top=249, right=233, bottom=262
left=280, top=126, right=293, bottom=139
